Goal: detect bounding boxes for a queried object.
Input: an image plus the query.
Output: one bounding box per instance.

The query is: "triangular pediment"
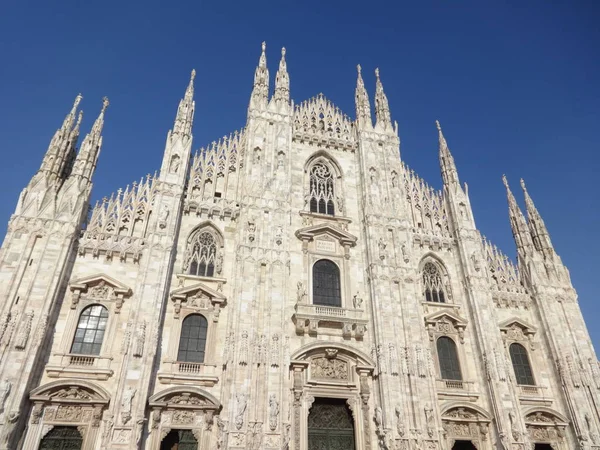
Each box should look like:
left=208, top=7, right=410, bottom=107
left=425, top=310, right=468, bottom=328
left=295, top=223, right=357, bottom=247
left=499, top=317, right=537, bottom=334
left=170, top=282, right=226, bottom=303
left=69, top=273, right=132, bottom=297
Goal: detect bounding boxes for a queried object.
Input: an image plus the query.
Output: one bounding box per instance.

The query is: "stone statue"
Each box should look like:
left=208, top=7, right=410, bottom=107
left=158, top=205, right=169, bottom=229
left=378, top=238, right=386, bottom=259
left=235, top=393, right=247, bottom=430
left=169, top=155, right=180, bottom=173
left=282, top=423, right=291, bottom=450
left=269, top=394, right=279, bottom=431
left=121, top=386, right=136, bottom=424
left=0, top=379, right=11, bottom=415
left=401, top=243, right=410, bottom=263
left=296, top=282, right=307, bottom=303
left=352, top=292, right=363, bottom=309
left=374, top=405, right=383, bottom=430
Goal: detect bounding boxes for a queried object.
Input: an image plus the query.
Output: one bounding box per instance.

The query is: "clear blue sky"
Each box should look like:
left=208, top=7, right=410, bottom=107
left=1, top=1, right=598, bottom=346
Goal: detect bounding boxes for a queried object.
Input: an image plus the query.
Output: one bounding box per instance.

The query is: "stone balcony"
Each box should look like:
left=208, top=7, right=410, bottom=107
left=517, top=384, right=552, bottom=406
left=293, top=303, right=368, bottom=339
left=435, top=379, right=480, bottom=401
left=157, top=361, right=220, bottom=386
left=46, top=353, right=114, bottom=380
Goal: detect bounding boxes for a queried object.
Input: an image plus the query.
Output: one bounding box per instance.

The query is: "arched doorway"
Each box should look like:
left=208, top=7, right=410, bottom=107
left=452, top=441, right=477, bottom=450
left=160, top=429, right=198, bottom=450
left=39, top=426, right=83, bottom=450
left=308, top=398, right=355, bottom=450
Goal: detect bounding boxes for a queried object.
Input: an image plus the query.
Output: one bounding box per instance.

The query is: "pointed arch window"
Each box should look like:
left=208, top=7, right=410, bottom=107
left=185, top=229, right=219, bottom=277
left=437, top=336, right=462, bottom=380
left=423, top=262, right=446, bottom=303
left=313, top=259, right=341, bottom=307
left=177, top=314, right=208, bottom=363
left=70, top=305, right=108, bottom=355
left=509, top=343, right=535, bottom=385
left=309, top=163, right=335, bottom=215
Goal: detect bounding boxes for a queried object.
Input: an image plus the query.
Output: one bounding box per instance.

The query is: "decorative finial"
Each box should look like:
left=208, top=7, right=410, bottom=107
left=190, top=69, right=196, bottom=81
left=502, top=174, right=509, bottom=188
left=357, top=64, right=362, bottom=74
left=74, top=93, right=83, bottom=109
left=375, top=67, right=380, bottom=79
left=261, top=41, right=266, bottom=52
left=435, top=120, right=442, bottom=132
left=281, top=47, right=286, bottom=57
left=520, top=178, right=527, bottom=191
left=101, top=97, right=110, bottom=113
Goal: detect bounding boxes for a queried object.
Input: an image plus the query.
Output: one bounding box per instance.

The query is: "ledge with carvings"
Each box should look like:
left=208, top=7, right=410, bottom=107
left=45, top=353, right=114, bottom=381
left=293, top=303, right=367, bottom=339
left=517, top=385, right=553, bottom=407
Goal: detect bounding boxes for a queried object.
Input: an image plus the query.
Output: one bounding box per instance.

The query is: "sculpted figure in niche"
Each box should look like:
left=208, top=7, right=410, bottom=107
left=296, top=282, right=307, bottom=303
left=235, top=393, right=247, bottom=430
left=268, top=394, right=279, bottom=431
left=374, top=405, right=383, bottom=430
left=353, top=292, right=363, bottom=309
left=159, top=205, right=169, bottom=229
left=0, top=379, right=10, bottom=415
left=121, top=386, right=136, bottom=424
left=169, top=154, right=181, bottom=174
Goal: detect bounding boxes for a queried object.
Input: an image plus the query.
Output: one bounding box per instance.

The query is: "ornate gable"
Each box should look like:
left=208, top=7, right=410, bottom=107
left=499, top=318, right=537, bottom=348
left=295, top=223, right=357, bottom=258
left=170, top=282, right=226, bottom=320
left=292, top=94, right=356, bottom=151
left=425, top=311, right=468, bottom=343
left=69, top=274, right=132, bottom=312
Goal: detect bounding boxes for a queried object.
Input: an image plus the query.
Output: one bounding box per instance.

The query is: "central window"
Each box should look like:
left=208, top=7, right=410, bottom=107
left=313, top=259, right=341, bottom=307
left=309, top=163, right=335, bottom=215
left=186, top=230, right=217, bottom=277
left=177, top=314, right=208, bottom=363
left=423, top=261, right=446, bottom=303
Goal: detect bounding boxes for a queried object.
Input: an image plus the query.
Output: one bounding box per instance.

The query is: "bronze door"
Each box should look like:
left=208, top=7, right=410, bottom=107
left=308, top=398, right=355, bottom=450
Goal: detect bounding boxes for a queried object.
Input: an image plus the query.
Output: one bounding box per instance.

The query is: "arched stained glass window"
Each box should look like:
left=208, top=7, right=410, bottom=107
left=177, top=314, right=208, bottom=363
left=437, top=336, right=462, bottom=380
left=186, top=230, right=217, bottom=277
left=423, top=262, right=446, bottom=303
left=312, top=260, right=341, bottom=307
left=309, top=163, right=335, bottom=216
left=509, top=343, right=535, bottom=386
left=70, top=305, right=108, bottom=355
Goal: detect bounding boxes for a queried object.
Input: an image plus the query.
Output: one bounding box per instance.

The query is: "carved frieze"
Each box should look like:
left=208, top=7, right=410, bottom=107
left=310, top=356, right=348, bottom=381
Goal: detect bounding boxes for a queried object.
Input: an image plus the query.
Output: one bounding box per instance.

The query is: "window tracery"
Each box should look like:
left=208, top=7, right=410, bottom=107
left=422, top=261, right=447, bottom=303
left=309, top=163, right=335, bottom=216
left=184, top=227, right=222, bottom=277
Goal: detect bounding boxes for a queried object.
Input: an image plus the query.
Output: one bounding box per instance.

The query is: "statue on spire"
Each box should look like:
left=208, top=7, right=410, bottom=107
left=172, top=70, right=195, bottom=138
left=249, top=42, right=269, bottom=111
left=273, top=47, right=290, bottom=108
left=374, top=68, right=392, bottom=131
left=520, top=178, right=555, bottom=257
left=502, top=175, right=534, bottom=257
left=355, top=64, right=372, bottom=129
left=436, top=120, right=459, bottom=187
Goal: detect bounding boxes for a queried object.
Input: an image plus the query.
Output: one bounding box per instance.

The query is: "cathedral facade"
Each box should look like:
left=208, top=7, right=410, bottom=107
left=0, top=42, right=598, bottom=450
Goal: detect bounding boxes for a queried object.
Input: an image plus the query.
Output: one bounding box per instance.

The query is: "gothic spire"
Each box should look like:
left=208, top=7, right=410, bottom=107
left=503, top=175, right=534, bottom=256
left=249, top=42, right=269, bottom=111
left=273, top=47, right=290, bottom=106
left=436, top=120, right=460, bottom=187
left=39, top=94, right=84, bottom=181
left=520, top=178, right=555, bottom=257
left=374, top=68, right=392, bottom=131
left=355, top=64, right=372, bottom=129
left=70, top=97, right=109, bottom=182
left=172, top=69, right=196, bottom=139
